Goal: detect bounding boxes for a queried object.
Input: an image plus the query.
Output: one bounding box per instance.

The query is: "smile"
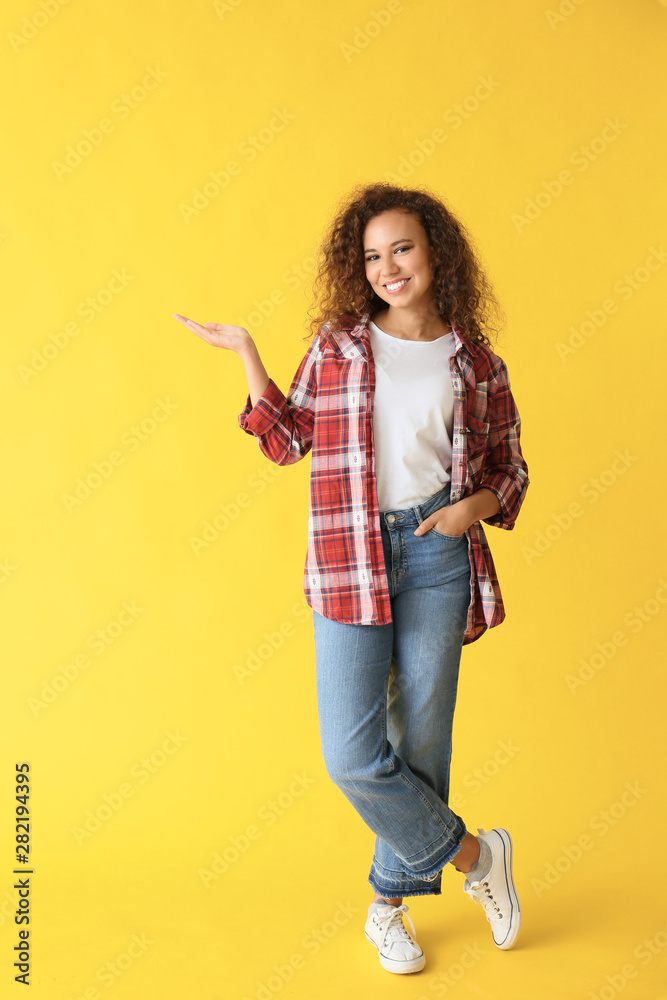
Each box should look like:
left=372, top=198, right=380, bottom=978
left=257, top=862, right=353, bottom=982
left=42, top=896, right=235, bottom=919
left=384, top=278, right=411, bottom=293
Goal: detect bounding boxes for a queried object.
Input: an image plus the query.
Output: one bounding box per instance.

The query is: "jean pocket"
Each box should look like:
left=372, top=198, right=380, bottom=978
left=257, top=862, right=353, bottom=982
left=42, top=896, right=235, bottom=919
left=430, top=526, right=467, bottom=540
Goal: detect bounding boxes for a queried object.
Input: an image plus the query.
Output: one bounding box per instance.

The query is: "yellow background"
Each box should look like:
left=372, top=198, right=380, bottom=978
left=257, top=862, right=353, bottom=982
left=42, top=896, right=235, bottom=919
left=1, top=0, right=666, bottom=997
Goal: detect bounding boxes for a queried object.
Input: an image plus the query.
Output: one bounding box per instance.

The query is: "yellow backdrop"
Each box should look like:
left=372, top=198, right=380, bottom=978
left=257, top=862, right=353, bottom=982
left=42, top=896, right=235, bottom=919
left=1, top=1, right=665, bottom=997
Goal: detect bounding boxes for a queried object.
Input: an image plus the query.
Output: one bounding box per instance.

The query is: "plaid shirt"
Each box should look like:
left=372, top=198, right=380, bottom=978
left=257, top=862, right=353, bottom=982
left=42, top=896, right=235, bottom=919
left=238, top=312, right=529, bottom=644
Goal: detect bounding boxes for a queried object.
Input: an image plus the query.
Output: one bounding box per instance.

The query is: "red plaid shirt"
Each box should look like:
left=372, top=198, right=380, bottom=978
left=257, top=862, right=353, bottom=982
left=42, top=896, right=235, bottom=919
left=238, top=312, right=529, bottom=643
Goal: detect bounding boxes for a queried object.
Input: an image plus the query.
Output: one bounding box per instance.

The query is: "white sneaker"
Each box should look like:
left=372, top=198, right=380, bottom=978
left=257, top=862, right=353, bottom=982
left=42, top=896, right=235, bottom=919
left=364, top=902, right=425, bottom=974
left=463, top=827, right=521, bottom=950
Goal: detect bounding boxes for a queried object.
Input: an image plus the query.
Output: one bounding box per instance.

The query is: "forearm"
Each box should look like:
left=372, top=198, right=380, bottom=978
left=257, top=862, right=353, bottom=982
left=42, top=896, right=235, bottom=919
left=457, top=487, right=501, bottom=526
left=237, top=339, right=317, bottom=466
left=238, top=342, right=270, bottom=408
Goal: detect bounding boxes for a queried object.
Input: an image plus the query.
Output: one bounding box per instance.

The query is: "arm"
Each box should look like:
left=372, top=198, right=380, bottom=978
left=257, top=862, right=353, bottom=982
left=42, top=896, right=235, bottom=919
left=238, top=341, right=271, bottom=407
left=476, top=358, right=530, bottom=530
left=417, top=358, right=528, bottom=538
left=172, top=312, right=320, bottom=468
left=237, top=333, right=321, bottom=466
left=457, top=486, right=501, bottom=524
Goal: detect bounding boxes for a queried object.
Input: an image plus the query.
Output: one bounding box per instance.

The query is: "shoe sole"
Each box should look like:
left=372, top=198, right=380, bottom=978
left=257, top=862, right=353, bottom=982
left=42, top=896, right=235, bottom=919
left=483, top=828, right=521, bottom=950
left=364, top=929, right=426, bottom=974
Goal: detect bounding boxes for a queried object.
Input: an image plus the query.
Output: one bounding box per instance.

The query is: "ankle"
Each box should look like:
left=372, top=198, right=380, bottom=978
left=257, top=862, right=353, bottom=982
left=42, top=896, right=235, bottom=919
left=452, top=833, right=481, bottom=873
left=460, top=836, right=492, bottom=881
left=373, top=895, right=402, bottom=906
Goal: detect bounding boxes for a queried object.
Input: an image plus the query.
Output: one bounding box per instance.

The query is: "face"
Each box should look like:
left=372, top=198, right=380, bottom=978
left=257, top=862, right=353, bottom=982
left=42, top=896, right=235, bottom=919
left=363, top=209, right=434, bottom=310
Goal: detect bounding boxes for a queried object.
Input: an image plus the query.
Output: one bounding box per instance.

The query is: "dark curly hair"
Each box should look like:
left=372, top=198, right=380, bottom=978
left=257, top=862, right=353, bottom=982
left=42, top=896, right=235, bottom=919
left=304, top=181, right=504, bottom=350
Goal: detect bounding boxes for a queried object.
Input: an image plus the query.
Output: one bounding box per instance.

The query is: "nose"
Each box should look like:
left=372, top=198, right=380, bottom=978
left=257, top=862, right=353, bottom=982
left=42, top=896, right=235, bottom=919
left=380, top=263, right=401, bottom=281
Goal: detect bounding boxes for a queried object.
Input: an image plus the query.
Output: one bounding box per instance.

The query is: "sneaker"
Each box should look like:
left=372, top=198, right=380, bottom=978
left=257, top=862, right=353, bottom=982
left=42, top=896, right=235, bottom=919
left=364, top=902, right=425, bottom=974
left=463, top=827, right=520, bottom=950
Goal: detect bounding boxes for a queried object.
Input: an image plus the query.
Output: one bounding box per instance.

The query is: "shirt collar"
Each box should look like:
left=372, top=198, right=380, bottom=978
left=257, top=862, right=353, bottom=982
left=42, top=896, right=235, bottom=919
left=348, top=311, right=473, bottom=357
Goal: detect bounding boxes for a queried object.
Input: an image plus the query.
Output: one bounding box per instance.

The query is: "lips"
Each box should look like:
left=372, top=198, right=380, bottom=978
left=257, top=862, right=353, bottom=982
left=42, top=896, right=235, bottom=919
left=384, top=277, right=411, bottom=293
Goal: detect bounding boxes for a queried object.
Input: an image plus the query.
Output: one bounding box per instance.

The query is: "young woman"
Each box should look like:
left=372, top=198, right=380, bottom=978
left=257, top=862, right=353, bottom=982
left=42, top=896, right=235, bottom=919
left=174, top=182, right=529, bottom=976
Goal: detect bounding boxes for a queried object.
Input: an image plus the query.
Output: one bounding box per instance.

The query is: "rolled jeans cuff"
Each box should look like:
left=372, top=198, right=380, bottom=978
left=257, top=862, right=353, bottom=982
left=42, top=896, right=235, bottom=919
left=368, top=817, right=467, bottom=898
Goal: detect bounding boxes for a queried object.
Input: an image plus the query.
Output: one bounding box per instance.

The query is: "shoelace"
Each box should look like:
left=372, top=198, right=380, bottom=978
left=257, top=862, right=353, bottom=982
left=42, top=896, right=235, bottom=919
left=465, top=879, right=504, bottom=921
left=372, top=905, right=420, bottom=955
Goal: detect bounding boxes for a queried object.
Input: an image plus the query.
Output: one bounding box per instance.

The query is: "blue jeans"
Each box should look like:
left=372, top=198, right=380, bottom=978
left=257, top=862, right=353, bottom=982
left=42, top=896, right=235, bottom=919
left=312, top=482, right=472, bottom=898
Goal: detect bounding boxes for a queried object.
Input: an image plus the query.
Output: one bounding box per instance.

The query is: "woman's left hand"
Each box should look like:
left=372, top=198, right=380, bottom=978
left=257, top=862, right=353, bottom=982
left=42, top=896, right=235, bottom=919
left=414, top=506, right=469, bottom=538
left=414, top=489, right=500, bottom=537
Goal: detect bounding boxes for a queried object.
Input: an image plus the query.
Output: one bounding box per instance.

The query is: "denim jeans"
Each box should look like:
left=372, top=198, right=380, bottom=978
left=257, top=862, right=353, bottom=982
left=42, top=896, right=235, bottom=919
left=312, top=481, right=472, bottom=898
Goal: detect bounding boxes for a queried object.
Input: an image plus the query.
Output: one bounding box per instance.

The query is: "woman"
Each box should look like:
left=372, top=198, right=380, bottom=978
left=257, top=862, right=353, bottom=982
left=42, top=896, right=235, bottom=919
left=174, top=182, right=529, bottom=975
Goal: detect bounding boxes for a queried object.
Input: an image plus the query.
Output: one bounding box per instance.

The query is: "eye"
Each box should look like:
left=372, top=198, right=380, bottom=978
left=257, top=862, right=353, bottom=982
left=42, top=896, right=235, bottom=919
left=365, top=246, right=412, bottom=263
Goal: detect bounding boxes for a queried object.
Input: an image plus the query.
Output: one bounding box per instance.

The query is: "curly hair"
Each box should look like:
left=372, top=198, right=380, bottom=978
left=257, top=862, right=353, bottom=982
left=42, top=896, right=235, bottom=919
left=304, top=181, right=505, bottom=350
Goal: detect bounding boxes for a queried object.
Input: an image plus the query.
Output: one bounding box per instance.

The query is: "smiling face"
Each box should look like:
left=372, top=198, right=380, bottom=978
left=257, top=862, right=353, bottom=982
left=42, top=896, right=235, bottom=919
left=363, top=209, right=435, bottom=311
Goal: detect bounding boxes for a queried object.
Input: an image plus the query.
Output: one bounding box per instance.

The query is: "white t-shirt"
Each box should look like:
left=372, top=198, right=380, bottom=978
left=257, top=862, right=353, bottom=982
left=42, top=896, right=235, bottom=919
left=369, top=318, right=458, bottom=511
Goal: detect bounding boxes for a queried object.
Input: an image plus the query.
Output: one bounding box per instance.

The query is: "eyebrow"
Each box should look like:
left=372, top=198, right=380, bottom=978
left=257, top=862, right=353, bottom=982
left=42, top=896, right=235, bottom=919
left=364, top=239, right=413, bottom=253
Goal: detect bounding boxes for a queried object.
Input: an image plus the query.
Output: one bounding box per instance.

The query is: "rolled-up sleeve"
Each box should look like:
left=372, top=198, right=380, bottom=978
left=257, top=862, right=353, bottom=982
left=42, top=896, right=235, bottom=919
left=237, top=334, right=320, bottom=466
left=478, top=359, right=529, bottom=530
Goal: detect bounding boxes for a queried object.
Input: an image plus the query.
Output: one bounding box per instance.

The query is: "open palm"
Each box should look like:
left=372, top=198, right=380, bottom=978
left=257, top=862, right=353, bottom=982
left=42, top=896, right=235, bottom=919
left=173, top=314, right=252, bottom=354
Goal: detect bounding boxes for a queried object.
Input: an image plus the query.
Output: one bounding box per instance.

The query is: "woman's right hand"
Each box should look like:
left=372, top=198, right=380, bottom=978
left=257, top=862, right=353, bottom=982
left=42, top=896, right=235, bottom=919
left=173, top=314, right=254, bottom=356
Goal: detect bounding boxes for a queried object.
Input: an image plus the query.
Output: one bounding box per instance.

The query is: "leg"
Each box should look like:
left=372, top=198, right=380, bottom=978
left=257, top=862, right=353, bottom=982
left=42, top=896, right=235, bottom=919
left=371, top=648, right=480, bottom=898
left=312, top=608, right=466, bottom=891
left=450, top=832, right=481, bottom=872
left=369, top=503, right=472, bottom=897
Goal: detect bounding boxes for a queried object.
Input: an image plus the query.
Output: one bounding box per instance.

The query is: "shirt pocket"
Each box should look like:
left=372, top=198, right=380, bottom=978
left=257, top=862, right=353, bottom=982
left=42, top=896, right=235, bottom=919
left=467, top=380, right=488, bottom=420
left=466, top=413, right=490, bottom=463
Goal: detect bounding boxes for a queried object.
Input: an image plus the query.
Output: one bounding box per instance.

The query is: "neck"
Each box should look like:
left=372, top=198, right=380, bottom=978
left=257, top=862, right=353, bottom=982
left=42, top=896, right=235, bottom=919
left=371, top=302, right=450, bottom=341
